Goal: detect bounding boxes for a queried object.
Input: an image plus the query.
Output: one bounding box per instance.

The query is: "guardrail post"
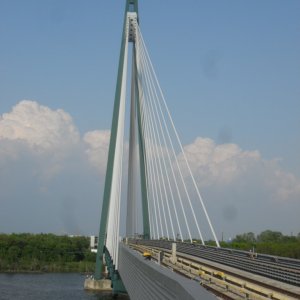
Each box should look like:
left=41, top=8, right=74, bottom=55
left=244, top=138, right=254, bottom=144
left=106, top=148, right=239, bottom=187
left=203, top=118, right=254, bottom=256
left=158, top=251, right=163, bottom=265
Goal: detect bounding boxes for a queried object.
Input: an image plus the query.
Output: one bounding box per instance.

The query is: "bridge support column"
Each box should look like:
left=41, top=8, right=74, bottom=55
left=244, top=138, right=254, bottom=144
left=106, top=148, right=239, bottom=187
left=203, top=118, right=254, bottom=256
left=84, top=272, right=125, bottom=294
left=84, top=278, right=112, bottom=291
left=171, top=243, right=177, bottom=263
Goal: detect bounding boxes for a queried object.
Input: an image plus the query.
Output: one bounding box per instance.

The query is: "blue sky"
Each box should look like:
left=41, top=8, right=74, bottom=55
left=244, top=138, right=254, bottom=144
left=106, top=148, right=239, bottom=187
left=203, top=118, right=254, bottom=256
left=0, top=0, right=299, bottom=238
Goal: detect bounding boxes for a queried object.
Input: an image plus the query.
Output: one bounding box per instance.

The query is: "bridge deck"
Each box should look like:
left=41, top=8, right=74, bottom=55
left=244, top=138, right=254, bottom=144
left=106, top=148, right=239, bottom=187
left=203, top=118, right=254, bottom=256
left=118, top=243, right=217, bottom=300
left=130, top=240, right=300, bottom=299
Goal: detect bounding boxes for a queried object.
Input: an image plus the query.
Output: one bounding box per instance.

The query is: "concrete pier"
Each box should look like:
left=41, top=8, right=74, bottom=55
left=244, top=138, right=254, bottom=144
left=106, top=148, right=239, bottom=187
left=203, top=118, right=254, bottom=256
left=84, top=278, right=112, bottom=291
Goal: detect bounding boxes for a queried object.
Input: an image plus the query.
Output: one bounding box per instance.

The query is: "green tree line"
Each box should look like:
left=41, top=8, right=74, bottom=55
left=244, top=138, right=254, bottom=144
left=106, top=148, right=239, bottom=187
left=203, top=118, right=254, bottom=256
left=0, top=233, right=96, bottom=272
left=1, top=231, right=299, bottom=273
left=218, top=230, right=300, bottom=259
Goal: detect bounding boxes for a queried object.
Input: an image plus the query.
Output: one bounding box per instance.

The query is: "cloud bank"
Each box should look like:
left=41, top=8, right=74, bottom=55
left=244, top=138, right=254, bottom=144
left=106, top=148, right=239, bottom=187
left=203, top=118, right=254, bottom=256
left=181, top=137, right=300, bottom=202
left=0, top=101, right=109, bottom=234
left=0, top=100, right=299, bottom=237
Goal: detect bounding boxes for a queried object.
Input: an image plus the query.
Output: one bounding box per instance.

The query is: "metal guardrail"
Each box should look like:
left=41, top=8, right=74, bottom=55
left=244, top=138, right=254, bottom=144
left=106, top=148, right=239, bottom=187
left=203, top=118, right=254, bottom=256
left=133, top=240, right=300, bottom=287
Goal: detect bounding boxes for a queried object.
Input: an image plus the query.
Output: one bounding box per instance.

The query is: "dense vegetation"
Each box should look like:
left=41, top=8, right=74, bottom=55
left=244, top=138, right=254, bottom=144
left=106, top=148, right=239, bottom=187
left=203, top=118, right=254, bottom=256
left=1, top=230, right=299, bottom=273
left=0, top=233, right=96, bottom=272
left=207, top=230, right=300, bottom=259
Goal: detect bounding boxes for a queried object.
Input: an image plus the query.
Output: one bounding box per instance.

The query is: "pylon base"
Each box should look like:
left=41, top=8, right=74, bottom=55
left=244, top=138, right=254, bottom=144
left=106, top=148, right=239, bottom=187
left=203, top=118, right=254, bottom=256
left=84, top=278, right=112, bottom=291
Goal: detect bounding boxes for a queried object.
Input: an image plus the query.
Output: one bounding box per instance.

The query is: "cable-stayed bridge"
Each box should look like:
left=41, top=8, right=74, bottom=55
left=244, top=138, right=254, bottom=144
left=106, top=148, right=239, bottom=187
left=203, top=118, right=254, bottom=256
left=84, top=1, right=300, bottom=299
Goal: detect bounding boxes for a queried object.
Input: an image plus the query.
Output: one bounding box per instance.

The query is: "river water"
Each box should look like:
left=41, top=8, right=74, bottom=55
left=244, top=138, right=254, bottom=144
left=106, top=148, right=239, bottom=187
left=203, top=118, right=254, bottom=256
left=0, top=273, right=130, bottom=300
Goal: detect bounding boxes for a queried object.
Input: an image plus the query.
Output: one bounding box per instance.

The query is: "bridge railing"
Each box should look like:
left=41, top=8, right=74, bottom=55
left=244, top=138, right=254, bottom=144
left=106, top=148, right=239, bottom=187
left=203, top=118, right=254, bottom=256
left=131, top=239, right=300, bottom=286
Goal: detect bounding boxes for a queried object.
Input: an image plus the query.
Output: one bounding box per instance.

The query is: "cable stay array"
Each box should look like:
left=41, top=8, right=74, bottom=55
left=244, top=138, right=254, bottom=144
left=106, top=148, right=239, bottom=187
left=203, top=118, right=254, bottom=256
left=102, top=10, right=220, bottom=273
left=131, top=23, right=220, bottom=247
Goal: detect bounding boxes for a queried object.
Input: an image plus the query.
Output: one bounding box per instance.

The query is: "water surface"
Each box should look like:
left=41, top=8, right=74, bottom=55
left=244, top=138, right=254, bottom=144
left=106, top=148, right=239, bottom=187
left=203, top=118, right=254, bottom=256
left=0, top=273, right=130, bottom=300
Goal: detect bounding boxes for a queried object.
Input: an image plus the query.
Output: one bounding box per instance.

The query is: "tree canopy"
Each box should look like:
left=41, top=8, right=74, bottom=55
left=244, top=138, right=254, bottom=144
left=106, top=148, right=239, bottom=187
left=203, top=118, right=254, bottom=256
left=226, top=230, right=300, bottom=259
left=0, top=233, right=95, bottom=272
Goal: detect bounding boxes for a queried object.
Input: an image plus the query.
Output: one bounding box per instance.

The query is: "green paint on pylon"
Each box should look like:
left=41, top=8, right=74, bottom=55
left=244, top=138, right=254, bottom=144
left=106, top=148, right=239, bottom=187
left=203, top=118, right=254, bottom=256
left=95, top=0, right=140, bottom=281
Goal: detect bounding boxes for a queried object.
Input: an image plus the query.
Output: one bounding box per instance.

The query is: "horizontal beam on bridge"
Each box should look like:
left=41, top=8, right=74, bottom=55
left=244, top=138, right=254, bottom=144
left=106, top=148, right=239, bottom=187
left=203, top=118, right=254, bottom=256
left=118, top=243, right=217, bottom=300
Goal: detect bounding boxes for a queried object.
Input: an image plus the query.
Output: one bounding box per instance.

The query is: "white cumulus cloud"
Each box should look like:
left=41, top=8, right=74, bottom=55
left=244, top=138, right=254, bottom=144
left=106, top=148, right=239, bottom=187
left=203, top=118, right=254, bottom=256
left=0, top=100, right=105, bottom=234
left=0, top=100, right=80, bottom=152
left=179, top=137, right=300, bottom=203
left=83, top=130, right=110, bottom=173
left=176, top=137, right=300, bottom=236
left=179, top=137, right=260, bottom=187
left=0, top=100, right=299, bottom=236
left=0, top=100, right=83, bottom=179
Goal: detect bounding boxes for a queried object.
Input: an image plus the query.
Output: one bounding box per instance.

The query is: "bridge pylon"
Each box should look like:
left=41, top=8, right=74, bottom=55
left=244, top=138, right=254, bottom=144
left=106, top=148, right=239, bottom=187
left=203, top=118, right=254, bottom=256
left=86, top=0, right=221, bottom=294
left=86, top=0, right=149, bottom=293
